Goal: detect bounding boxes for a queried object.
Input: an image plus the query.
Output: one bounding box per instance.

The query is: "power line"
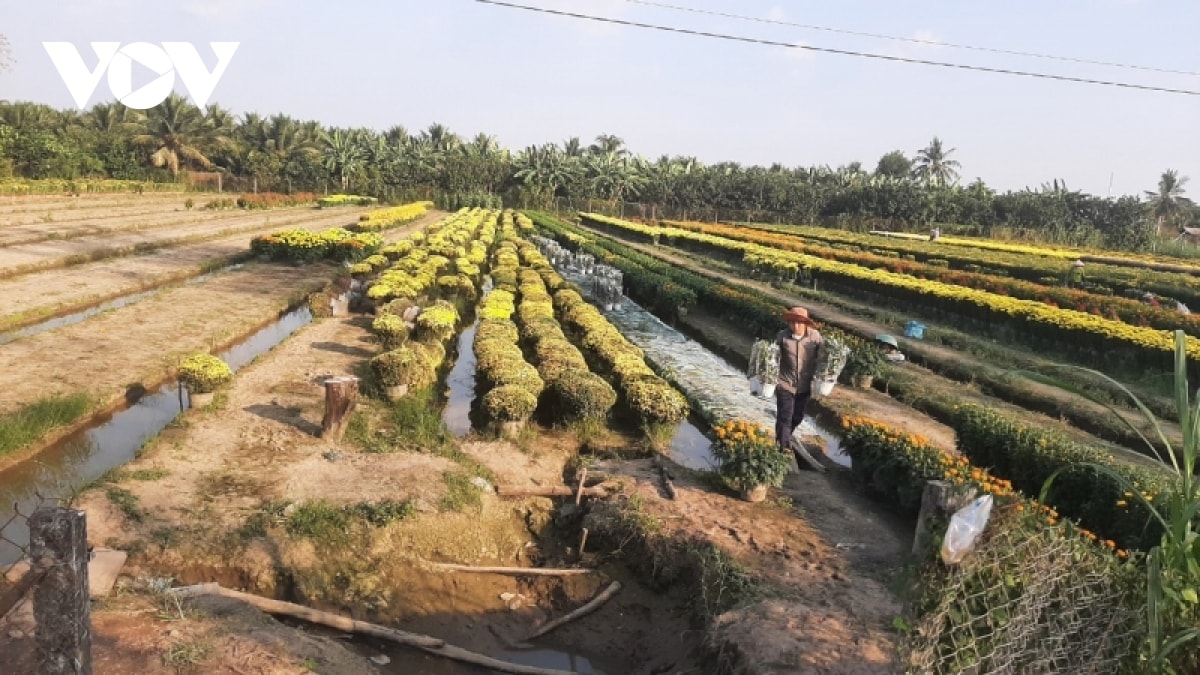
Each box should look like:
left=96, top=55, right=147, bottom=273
left=617, top=0, right=1200, bottom=77
left=475, top=0, right=1200, bottom=96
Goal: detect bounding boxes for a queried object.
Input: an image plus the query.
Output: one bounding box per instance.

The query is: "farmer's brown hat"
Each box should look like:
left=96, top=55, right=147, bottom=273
left=782, top=306, right=816, bottom=326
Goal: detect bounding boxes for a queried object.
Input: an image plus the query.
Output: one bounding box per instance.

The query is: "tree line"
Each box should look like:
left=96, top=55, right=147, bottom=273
left=0, top=93, right=1194, bottom=252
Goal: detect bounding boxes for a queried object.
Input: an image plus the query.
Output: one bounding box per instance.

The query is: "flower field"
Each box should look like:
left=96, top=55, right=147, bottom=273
left=582, top=212, right=1200, bottom=381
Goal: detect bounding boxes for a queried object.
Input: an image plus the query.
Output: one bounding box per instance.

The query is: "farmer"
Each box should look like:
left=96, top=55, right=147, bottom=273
left=774, top=306, right=823, bottom=452
left=876, top=334, right=906, bottom=362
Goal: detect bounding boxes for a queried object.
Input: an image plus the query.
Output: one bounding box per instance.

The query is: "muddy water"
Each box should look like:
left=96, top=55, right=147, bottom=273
left=353, top=641, right=612, bottom=674
left=0, top=264, right=239, bottom=346
left=0, top=304, right=314, bottom=563
left=443, top=320, right=480, bottom=437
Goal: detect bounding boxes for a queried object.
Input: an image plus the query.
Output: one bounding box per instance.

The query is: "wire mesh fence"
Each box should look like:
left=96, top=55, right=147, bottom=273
left=903, top=508, right=1144, bottom=675
left=1, top=495, right=93, bottom=674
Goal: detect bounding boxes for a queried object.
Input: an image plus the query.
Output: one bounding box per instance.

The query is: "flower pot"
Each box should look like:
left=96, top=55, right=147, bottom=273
left=748, top=376, right=762, bottom=395
left=852, top=375, right=874, bottom=389
left=384, top=384, right=409, bottom=401
left=760, top=383, right=776, bottom=398
left=741, top=485, right=768, bottom=503
left=677, top=306, right=689, bottom=317
left=604, top=303, right=615, bottom=311
left=499, top=419, right=527, bottom=439
left=814, top=379, right=836, bottom=397
left=189, top=391, right=215, bottom=408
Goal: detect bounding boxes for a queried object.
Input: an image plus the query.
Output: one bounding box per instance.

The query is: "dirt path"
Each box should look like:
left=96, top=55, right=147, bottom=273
left=0, top=194, right=187, bottom=229
left=0, top=209, right=445, bottom=335
left=0, top=192, right=185, bottom=219
left=0, top=206, right=368, bottom=275
left=580, top=223, right=1176, bottom=465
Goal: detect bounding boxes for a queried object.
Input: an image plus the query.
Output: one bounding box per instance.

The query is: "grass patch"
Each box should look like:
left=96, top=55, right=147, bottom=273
left=0, top=392, right=92, bottom=457
left=346, top=388, right=456, bottom=455
left=162, top=640, right=212, bottom=667
left=105, top=486, right=144, bottom=522
left=439, top=470, right=483, bottom=513
left=124, top=467, right=169, bottom=481
left=693, top=542, right=761, bottom=618
left=281, top=499, right=417, bottom=541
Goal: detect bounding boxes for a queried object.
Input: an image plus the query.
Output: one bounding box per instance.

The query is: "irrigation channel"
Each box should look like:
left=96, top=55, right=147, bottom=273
left=553, top=264, right=847, bottom=470
left=0, top=302, right=316, bottom=563
left=441, top=270, right=847, bottom=471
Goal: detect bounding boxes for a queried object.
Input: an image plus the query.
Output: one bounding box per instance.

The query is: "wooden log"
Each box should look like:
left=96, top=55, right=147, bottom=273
left=524, top=581, right=622, bottom=641
left=320, top=376, right=359, bottom=442
left=429, top=563, right=594, bottom=577
left=172, top=583, right=443, bottom=647
left=574, top=467, right=588, bottom=505
left=172, top=583, right=573, bottom=675
left=496, top=485, right=609, bottom=498
left=578, top=528, right=590, bottom=556
left=912, top=480, right=977, bottom=556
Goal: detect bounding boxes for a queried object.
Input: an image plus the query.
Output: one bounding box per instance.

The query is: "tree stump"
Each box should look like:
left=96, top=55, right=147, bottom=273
left=320, top=376, right=360, bottom=442
left=912, top=479, right=977, bottom=556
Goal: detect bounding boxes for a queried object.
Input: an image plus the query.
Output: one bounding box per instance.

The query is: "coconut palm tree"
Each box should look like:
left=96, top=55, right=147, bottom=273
left=1146, top=170, right=1194, bottom=231
left=912, top=136, right=961, bottom=188
left=589, top=133, right=626, bottom=156
left=127, top=93, right=221, bottom=177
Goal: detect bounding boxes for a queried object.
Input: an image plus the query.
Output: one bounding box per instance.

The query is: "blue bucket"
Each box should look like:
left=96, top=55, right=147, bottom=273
left=904, top=321, right=926, bottom=339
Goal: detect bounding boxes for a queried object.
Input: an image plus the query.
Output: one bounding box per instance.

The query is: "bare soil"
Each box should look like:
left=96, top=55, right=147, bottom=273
left=0, top=209, right=444, bottom=334
left=0, top=206, right=367, bottom=276
left=4, top=288, right=910, bottom=674
left=0, top=192, right=187, bottom=222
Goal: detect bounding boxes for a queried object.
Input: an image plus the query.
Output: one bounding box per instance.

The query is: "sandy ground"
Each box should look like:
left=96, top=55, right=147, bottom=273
left=0, top=192, right=186, bottom=223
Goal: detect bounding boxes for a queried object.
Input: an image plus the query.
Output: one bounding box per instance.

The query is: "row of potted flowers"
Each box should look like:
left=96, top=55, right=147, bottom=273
left=580, top=213, right=1200, bottom=376
left=349, top=200, right=434, bottom=232
left=681, top=218, right=1200, bottom=309
left=249, top=227, right=384, bottom=264
left=664, top=218, right=1200, bottom=337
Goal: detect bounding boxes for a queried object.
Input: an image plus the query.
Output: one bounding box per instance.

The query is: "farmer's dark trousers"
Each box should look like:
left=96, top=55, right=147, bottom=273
left=775, top=388, right=811, bottom=449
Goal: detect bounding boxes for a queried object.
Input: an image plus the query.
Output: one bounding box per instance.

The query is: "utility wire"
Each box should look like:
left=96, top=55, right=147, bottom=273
left=617, top=0, right=1200, bottom=77
left=474, top=0, right=1200, bottom=96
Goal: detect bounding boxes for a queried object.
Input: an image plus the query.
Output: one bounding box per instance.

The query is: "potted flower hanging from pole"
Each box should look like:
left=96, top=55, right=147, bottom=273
left=811, top=333, right=851, bottom=397
left=748, top=339, right=781, bottom=398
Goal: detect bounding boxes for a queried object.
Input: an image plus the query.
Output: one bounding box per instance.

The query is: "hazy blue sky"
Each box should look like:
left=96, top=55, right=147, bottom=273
left=2, top=0, right=1197, bottom=197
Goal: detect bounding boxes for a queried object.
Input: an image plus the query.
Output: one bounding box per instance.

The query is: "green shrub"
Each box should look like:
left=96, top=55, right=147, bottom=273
left=414, top=300, right=460, bottom=343
left=550, top=370, right=617, bottom=422
left=482, top=385, right=538, bottom=422
left=624, top=376, right=689, bottom=425
left=177, top=353, right=232, bottom=394
left=952, top=404, right=1170, bottom=551
left=476, top=319, right=520, bottom=344
left=410, top=340, right=447, bottom=370
left=371, top=314, right=409, bottom=350
left=370, top=348, right=435, bottom=389
left=519, top=317, right=564, bottom=345
left=489, top=362, right=545, bottom=399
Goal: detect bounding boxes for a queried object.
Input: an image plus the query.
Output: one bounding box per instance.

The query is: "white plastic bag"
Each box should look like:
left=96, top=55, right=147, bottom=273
left=940, top=495, right=993, bottom=564
left=748, top=376, right=762, bottom=395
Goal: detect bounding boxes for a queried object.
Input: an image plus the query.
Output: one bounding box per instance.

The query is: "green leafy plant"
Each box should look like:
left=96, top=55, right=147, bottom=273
left=711, top=420, right=792, bottom=491
left=1036, top=330, right=1200, bottom=673
left=177, top=353, right=232, bottom=394
left=369, top=348, right=435, bottom=389
left=482, top=385, right=538, bottom=422
left=414, top=300, right=460, bottom=343
left=370, top=314, right=408, bottom=350
left=841, top=334, right=885, bottom=384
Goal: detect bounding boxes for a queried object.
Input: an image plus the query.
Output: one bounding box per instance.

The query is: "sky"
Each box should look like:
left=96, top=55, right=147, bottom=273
left=0, top=0, right=1197, bottom=197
